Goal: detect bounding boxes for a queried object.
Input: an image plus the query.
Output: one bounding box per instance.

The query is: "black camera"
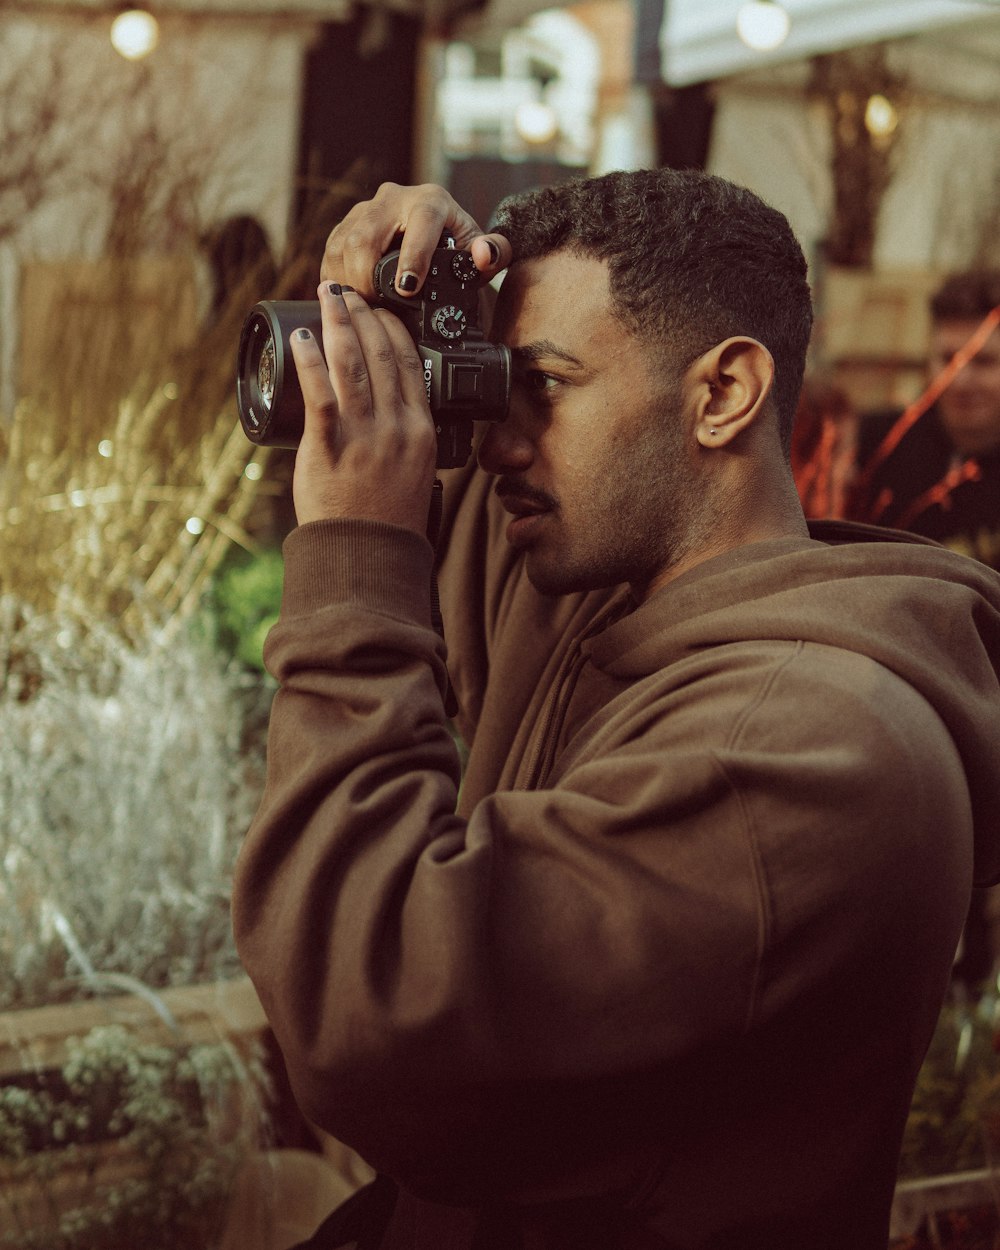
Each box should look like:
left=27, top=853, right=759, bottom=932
left=236, top=239, right=511, bottom=469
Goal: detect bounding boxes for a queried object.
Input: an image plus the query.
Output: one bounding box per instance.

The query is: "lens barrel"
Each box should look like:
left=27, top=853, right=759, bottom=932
left=237, top=301, right=322, bottom=448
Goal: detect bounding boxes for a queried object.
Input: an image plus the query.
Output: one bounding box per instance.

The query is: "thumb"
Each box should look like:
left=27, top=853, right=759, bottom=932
left=469, top=233, right=513, bottom=281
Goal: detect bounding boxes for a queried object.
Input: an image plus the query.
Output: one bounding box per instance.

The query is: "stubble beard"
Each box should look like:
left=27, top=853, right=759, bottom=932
left=525, top=401, right=702, bottom=599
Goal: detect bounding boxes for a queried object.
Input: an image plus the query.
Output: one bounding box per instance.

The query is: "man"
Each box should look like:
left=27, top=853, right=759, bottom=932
left=852, top=269, right=1000, bottom=572
left=232, top=171, right=1000, bottom=1250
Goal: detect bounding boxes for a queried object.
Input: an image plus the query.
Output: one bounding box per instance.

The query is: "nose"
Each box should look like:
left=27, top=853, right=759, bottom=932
left=478, top=413, right=534, bottom=476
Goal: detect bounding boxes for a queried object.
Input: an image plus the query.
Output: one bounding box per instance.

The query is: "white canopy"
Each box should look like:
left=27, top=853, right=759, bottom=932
left=661, top=0, right=998, bottom=85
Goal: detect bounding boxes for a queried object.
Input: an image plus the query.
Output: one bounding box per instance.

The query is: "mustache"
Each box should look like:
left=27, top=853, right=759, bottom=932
left=494, top=476, right=559, bottom=512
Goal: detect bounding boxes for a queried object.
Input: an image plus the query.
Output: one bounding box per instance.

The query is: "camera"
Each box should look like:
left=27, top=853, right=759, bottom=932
left=236, top=239, right=511, bottom=469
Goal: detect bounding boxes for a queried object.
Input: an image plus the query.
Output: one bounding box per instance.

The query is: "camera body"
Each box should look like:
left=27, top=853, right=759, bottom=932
left=236, top=240, right=510, bottom=469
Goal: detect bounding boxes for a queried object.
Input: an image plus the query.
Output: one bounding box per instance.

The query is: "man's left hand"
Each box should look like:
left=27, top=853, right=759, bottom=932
left=289, top=282, right=437, bottom=532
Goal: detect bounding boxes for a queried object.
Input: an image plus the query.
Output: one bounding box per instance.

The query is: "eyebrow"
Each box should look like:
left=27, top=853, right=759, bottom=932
left=510, top=340, right=586, bottom=371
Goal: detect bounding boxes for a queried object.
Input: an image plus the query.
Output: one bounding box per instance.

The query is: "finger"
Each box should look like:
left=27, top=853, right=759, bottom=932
left=318, top=282, right=375, bottom=432
left=469, top=233, right=513, bottom=281
left=373, top=310, right=437, bottom=489
left=322, top=197, right=402, bottom=295
left=321, top=182, right=473, bottom=294
left=289, top=325, right=339, bottom=445
left=376, top=309, right=431, bottom=415
left=339, top=289, right=403, bottom=421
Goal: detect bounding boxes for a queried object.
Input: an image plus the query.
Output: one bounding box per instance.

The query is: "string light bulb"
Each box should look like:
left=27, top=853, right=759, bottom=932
left=514, top=100, right=559, bottom=145
left=110, top=8, right=159, bottom=60
left=736, top=0, right=791, bottom=52
left=864, top=93, right=898, bottom=140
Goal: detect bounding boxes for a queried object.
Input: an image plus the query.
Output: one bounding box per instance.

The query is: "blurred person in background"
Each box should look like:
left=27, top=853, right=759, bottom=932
left=851, top=269, right=1000, bottom=571
left=850, top=269, right=1000, bottom=993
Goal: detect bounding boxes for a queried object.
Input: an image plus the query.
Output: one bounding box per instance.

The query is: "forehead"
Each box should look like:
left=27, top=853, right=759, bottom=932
left=931, top=319, right=1000, bottom=362
left=492, top=250, right=619, bottom=351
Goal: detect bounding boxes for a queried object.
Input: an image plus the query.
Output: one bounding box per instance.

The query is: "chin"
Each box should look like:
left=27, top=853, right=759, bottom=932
left=525, top=558, right=580, bottom=598
left=525, top=555, right=620, bottom=598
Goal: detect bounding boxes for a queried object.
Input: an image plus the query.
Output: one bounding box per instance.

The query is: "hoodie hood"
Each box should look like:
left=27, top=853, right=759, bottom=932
left=590, top=520, right=1000, bottom=886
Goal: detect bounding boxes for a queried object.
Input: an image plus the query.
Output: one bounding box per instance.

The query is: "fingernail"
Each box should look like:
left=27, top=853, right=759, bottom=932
left=486, top=240, right=500, bottom=266
left=327, top=282, right=342, bottom=297
left=340, top=284, right=355, bottom=293
left=295, top=328, right=311, bottom=341
left=398, top=272, right=418, bottom=293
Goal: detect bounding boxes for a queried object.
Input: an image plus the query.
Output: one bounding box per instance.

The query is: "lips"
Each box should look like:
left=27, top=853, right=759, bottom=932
left=498, top=493, right=548, bottom=520
left=494, top=479, right=555, bottom=547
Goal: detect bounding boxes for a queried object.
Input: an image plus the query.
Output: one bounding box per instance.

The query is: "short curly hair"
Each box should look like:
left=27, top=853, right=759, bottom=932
left=930, top=269, right=1000, bottom=323
left=493, top=169, right=813, bottom=451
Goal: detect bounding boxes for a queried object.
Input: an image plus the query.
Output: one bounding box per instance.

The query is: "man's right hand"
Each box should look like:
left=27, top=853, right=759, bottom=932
left=321, top=182, right=512, bottom=299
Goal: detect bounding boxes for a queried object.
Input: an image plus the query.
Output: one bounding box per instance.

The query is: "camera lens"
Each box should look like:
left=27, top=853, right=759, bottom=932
left=257, top=336, right=276, bottom=410
left=236, top=301, right=321, bottom=447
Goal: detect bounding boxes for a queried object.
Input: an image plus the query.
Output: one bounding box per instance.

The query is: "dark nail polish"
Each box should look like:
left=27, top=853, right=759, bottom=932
left=398, top=272, right=418, bottom=293
left=295, top=328, right=311, bottom=341
left=486, top=240, right=500, bottom=266
left=328, top=282, right=342, bottom=297
left=340, top=284, right=355, bottom=293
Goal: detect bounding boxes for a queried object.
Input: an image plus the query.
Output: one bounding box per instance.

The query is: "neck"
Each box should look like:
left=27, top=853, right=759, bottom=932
left=639, top=461, right=808, bottom=601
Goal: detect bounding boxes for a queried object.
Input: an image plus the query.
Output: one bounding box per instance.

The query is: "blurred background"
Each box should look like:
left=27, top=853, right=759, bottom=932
left=4, top=0, right=999, bottom=423
left=2, top=1, right=1000, bottom=1246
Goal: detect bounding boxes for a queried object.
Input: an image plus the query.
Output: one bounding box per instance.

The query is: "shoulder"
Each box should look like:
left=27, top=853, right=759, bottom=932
left=577, top=636, right=946, bottom=766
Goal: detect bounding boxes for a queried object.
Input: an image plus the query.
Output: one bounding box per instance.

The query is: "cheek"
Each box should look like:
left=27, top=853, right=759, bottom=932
left=551, top=415, right=611, bottom=483
left=958, top=367, right=1000, bottom=399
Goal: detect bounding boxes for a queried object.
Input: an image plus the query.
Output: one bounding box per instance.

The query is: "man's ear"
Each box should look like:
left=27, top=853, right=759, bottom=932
left=689, top=337, right=775, bottom=449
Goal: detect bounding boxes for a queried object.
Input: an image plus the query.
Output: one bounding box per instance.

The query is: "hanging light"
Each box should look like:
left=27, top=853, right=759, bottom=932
left=736, top=0, right=791, bottom=52
left=514, top=100, right=559, bottom=145
left=110, top=7, right=160, bottom=60
left=864, top=93, right=899, bottom=140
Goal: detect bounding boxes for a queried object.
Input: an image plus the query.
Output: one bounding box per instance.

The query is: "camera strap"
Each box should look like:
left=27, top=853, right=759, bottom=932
left=427, top=478, right=459, bottom=719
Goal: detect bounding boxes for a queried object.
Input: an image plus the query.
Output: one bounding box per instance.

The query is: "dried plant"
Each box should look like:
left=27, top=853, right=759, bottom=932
left=0, top=161, right=366, bottom=633
left=0, top=23, right=117, bottom=246
left=0, top=28, right=369, bottom=1241
left=0, top=12, right=377, bottom=1019
left=898, top=985, right=1000, bottom=1181
left=0, top=12, right=368, bottom=635
left=0, top=599, right=272, bottom=1010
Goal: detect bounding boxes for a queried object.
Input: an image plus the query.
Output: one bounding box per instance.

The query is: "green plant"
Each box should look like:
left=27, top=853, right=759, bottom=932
left=0, top=1024, right=270, bottom=1249
left=207, top=548, right=285, bottom=672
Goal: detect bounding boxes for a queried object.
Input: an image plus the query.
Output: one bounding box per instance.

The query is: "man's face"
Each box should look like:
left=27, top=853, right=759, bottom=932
left=930, top=320, right=1000, bottom=456
left=477, top=250, right=701, bottom=598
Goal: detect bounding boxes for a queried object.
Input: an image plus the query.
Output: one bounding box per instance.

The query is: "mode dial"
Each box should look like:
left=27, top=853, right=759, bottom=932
left=431, top=305, right=467, bottom=340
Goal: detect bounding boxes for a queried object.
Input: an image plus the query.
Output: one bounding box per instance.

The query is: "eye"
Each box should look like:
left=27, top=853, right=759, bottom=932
left=523, top=370, right=561, bottom=395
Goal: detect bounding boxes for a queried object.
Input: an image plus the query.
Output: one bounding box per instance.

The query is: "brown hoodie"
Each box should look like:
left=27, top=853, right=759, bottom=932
left=233, top=467, right=1000, bottom=1250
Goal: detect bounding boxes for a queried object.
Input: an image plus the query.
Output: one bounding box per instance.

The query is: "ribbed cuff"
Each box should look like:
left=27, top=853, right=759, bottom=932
left=280, top=518, right=437, bottom=627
